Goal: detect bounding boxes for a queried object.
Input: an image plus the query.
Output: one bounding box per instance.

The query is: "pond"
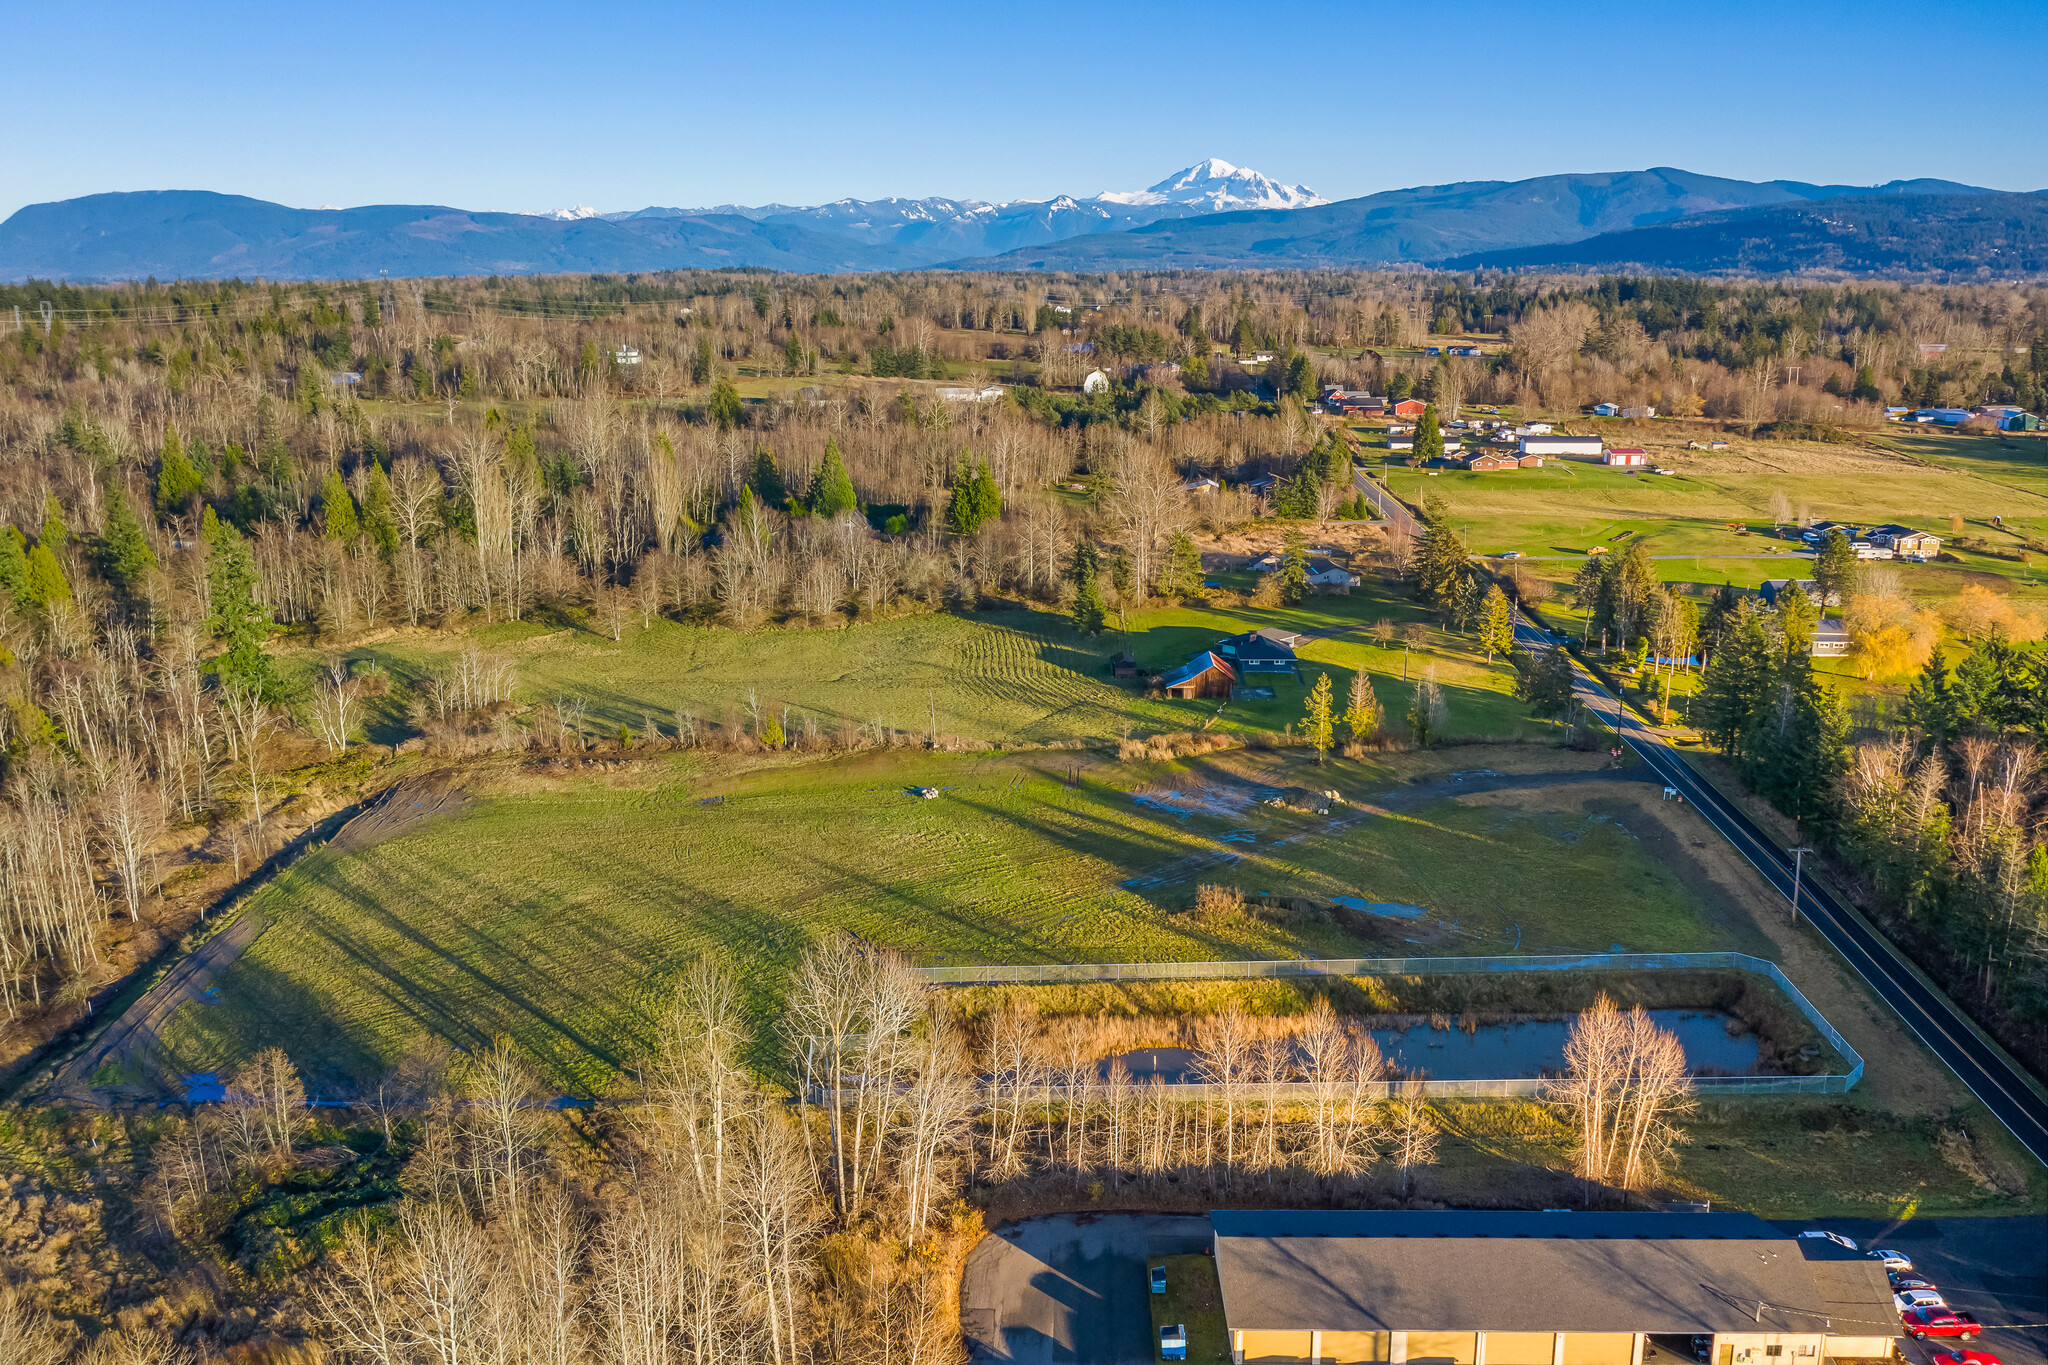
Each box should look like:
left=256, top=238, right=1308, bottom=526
left=1099, top=1010, right=1763, bottom=1083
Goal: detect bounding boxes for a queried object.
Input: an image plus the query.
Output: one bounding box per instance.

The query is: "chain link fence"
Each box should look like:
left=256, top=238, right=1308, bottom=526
left=917, top=951, right=1863, bottom=1096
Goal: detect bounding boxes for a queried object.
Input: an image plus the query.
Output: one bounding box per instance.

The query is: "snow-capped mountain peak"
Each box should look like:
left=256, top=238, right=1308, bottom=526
left=1094, top=158, right=1324, bottom=210
left=534, top=205, right=604, bottom=221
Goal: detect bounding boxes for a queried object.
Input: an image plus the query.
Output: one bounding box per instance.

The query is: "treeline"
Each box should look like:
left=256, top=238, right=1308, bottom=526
left=1684, top=583, right=2048, bottom=1060
left=0, top=943, right=1693, bottom=1359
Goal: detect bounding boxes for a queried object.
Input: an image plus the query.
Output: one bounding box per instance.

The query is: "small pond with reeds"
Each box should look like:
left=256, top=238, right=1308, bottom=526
left=1100, top=1009, right=1762, bottom=1083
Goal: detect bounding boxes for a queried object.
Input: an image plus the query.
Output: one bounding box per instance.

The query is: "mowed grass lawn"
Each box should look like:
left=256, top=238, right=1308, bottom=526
left=326, top=577, right=1538, bottom=748
left=161, top=747, right=1732, bottom=1094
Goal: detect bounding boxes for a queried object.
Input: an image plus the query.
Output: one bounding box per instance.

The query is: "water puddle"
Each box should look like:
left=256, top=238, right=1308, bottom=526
left=1332, top=897, right=1427, bottom=919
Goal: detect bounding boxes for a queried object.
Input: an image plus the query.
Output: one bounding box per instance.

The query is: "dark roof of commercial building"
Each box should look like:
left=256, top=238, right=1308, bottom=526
left=1795, top=1238, right=1900, bottom=1329
left=1210, top=1211, right=1897, bottom=1337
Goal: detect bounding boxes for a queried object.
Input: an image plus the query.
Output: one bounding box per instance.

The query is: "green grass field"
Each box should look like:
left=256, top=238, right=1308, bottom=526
left=160, top=746, right=1741, bottom=1094
left=1369, top=429, right=2048, bottom=605
left=323, top=577, right=1539, bottom=749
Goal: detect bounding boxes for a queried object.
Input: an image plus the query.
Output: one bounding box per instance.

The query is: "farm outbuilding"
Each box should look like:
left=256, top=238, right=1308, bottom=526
left=1605, top=447, right=1649, bottom=467
left=1156, top=651, right=1236, bottom=699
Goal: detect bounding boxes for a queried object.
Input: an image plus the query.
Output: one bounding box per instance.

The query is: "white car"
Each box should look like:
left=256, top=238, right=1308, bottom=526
left=1870, top=1249, right=1913, bottom=1271
left=1500, top=550, right=1523, bottom=560
left=1799, top=1231, right=1859, bottom=1250
left=1895, top=1290, right=1946, bottom=1313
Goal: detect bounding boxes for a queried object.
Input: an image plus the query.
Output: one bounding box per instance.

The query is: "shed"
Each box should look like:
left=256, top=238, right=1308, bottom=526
left=1593, top=402, right=1622, bottom=417
left=1156, top=651, right=1235, bottom=699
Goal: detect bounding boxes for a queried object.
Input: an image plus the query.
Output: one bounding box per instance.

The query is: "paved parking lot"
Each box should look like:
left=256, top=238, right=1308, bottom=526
left=1770, top=1218, right=2046, bottom=1365
left=962, top=1213, right=1212, bottom=1365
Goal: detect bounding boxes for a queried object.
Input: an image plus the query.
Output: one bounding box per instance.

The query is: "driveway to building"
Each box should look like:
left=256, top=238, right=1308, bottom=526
left=1770, top=1217, right=2047, bottom=1365
left=963, top=1213, right=1212, bottom=1365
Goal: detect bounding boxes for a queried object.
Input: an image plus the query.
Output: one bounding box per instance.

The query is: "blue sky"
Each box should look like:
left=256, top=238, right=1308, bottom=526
left=2, top=0, right=2041, bottom=220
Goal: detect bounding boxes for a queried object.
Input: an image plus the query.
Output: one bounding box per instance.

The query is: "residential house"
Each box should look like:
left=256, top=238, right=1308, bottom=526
left=1211, top=1210, right=1897, bottom=1365
left=1155, top=652, right=1235, bottom=699
left=1082, top=369, right=1110, bottom=394
left=1245, top=474, right=1279, bottom=500
left=1449, top=345, right=1484, bottom=357
left=1621, top=405, right=1655, bottom=418
left=612, top=346, right=642, bottom=365
left=1605, top=447, right=1648, bottom=467
left=935, top=385, right=1004, bottom=402
left=1214, top=629, right=1301, bottom=673
left=1592, top=402, right=1622, bottom=417
left=1139, top=362, right=1183, bottom=384
left=1305, top=558, right=1361, bottom=591
left=1918, top=342, right=1949, bottom=357
left=1870, top=525, right=1941, bottom=558
left=1180, top=475, right=1221, bottom=494
left=1516, top=452, right=1547, bottom=467
left=1522, top=422, right=1554, bottom=434
left=1326, top=389, right=1383, bottom=414
left=1521, top=435, right=1603, bottom=459
left=1759, top=578, right=1837, bottom=608
left=1390, top=398, right=1428, bottom=418
left=1247, top=351, right=1277, bottom=364
left=1465, top=452, right=1519, bottom=471
left=1813, top=618, right=1851, bottom=657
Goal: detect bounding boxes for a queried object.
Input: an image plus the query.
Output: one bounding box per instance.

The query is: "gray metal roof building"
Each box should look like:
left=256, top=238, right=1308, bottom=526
left=1210, top=1212, right=1897, bottom=1365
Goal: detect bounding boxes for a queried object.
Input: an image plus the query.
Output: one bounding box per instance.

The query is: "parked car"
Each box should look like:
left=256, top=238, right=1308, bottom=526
left=1869, top=1249, right=1913, bottom=1271
left=1930, top=1350, right=2000, bottom=1365
left=1895, top=1289, right=1947, bottom=1312
left=1799, top=1230, right=1859, bottom=1250
left=1150, top=1266, right=1167, bottom=1295
left=1902, top=1308, right=1980, bottom=1340
left=1499, top=550, right=1523, bottom=559
left=1889, top=1274, right=1939, bottom=1293
left=1688, top=1335, right=1713, bottom=1361
left=1160, top=1322, right=1188, bottom=1361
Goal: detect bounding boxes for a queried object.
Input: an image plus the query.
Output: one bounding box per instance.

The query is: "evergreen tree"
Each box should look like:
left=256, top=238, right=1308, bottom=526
left=1414, top=404, right=1445, bottom=462
left=320, top=468, right=359, bottom=540
left=969, top=460, right=1002, bottom=527
left=203, top=505, right=276, bottom=695
left=1904, top=654, right=1958, bottom=743
left=1411, top=496, right=1468, bottom=611
left=1156, top=530, right=1203, bottom=598
left=749, top=448, right=787, bottom=506
left=1695, top=603, right=1772, bottom=753
left=808, top=439, right=858, bottom=518
left=1811, top=530, right=1858, bottom=609
left=362, top=461, right=399, bottom=557
left=1478, top=584, right=1515, bottom=661
left=1069, top=540, right=1107, bottom=635
left=710, top=378, right=744, bottom=431
left=40, top=494, right=67, bottom=553
left=1278, top=531, right=1311, bottom=604
left=97, top=488, right=157, bottom=606
left=156, top=421, right=203, bottom=518
left=257, top=397, right=292, bottom=486
left=693, top=335, right=715, bottom=385
left=1775, top=585, right=1819, bottom=659
left=24, top=543, right=70, bottom=607
left=1303, top=672, right=1335, bottom=763
left=1517, top=645, right=1577, bottom=728
left=0, top=526, right=26, bottom=609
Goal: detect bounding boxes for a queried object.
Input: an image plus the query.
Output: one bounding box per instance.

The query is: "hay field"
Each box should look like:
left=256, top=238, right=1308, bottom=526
left=158, top=748, right=1732, bottom=1094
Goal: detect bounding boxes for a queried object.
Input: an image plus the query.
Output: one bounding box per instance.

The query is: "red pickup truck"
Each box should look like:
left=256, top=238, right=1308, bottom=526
left=1902, top=1307, right=1981, bottom=1340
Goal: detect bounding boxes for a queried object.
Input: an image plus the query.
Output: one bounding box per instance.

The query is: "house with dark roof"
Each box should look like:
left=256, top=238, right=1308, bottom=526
left=1210, top=1210, right=1897, bottom=1365
left=1156, top=651, right=1235, bottom=699
left=1306, top=558, right=1360, bottom=591
left=1215, top=629, right=1302, bottom=673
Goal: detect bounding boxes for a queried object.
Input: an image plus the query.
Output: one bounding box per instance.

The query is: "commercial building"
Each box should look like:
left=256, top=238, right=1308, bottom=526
left=1211, top=1211, right=1897, bottom=1365
left=1520, top=435, right=1603, bottom=459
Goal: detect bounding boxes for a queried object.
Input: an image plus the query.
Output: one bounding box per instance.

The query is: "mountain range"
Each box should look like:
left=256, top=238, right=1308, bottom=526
left=1, top=162, right=2037, bottom=283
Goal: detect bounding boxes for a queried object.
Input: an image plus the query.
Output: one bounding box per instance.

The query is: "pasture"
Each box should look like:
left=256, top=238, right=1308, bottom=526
left=158, top=746, right=1738, bottom=1095
left=322, top=577, right=1538, bottom=749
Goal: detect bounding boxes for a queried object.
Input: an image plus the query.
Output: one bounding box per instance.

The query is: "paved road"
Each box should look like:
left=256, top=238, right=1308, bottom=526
left=1512, top=612, right=2048, bottom=1168
left=962, top=1213, right=1211, bottom=1365
left=1493, top=554, right=1817, bottom=562
left=1769, top=1218, right=2046, bottom=1365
